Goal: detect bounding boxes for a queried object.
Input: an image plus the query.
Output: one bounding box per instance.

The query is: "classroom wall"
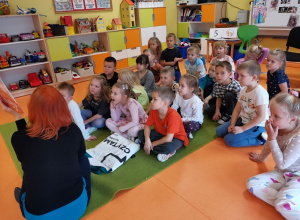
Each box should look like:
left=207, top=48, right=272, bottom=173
left=8, top=1, right=178, bottom=36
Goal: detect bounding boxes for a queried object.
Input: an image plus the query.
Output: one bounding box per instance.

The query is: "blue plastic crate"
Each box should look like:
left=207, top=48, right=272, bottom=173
left=178, top=46, right=190, bottom=59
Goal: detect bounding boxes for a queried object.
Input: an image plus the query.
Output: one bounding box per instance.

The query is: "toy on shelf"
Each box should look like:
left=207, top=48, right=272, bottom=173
left=72, top=72, right=80, bottom=79
left=37, top=51, right=46, bottom=62
left=20, top=33, right=35, bottom=41
left=6, top=51, right=21, bottom=67
left=92, top=41, right=105, bottom=52
left=0, top=2, right=10, bottom=15
left=106, top=24, right=112, bottom=30
left=0, top=56, right=9, bottom=68
left=112, top=18, right=122, bottom=30
left=11, top=35, right=20, bottom=42
left=95, top=16, right=105, bottom=32
left=16, top=5, right=29, bottom=14
left=24, top=49, right=39, bottom=63
left=39, top=69, right=52, bottom=84
left=75, top=18, right=91, bottom=34
left=179, top=38, right=191, bottom=47
left=81, top=43, right=94, bottom=54
left=60, top=15, right=75, bottom=35
left=9, top=82, right=19, bottom=91
left=43, top=22, right=53, bottom=37
left=19, top=80, right=28, bottom=89
left=0, top=33, right=11, bottom=43
left=27, top=72, right=42, bottom=87
left=120, top=0, right=136, bottom=28
left=72, top=60, right=94, bottom=77
left=32, top=31, right=40, bottom=39
left=73, top=60, right=92, bottom=69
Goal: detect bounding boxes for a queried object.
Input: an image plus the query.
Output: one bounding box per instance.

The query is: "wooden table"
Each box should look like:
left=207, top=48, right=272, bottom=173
left=206, top=38, right=242, bottom=62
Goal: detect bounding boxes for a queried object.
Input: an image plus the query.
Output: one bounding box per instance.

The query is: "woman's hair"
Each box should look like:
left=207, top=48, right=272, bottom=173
left=213, top=40, right=228, bottom=51
left=268, top=48, right=287, bottom=71
left=113, top=82, right=137, bottom=99
left=270, top=93, right=300, bottom=119
left=136, top=54, right=150, bottom=69
left=246, top=44, right=263, bottom=57
left=187, top=45, right=200, bottom=54
left=148, top=37, right=162, bottom=59
left=27, top=85, right=72, bottom=140
left=180, top=74, right=202, bottom=99
left=86, top=75, right=110, bottom=103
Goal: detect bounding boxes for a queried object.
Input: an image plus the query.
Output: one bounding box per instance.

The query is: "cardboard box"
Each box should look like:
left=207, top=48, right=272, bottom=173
left=72, top=66, right=94, bottom=77
left=55, top=69, right=72, bottom=82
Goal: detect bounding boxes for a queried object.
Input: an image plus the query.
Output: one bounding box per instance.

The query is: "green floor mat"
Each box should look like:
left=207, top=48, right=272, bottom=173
left=0, top=118, right=218, bottom=217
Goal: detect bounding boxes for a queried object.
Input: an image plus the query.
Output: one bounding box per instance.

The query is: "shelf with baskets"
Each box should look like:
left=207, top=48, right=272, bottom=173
left=177, top=2, right=226, bottom=58
left=0, top=14, right=54, bottom=98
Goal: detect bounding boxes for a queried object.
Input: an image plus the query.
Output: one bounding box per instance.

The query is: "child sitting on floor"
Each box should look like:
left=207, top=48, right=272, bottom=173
left=266, top=49, right=290, bottom=100
left=206, top=61, right=241, bottom=125
left=159, top=66, right=179, bottom=93
left=148, top=36, right=162, bottom=63
left=210, top=40, right=235, bottom=73
left=143, top=48, right=162, bottom=85
left=216, top=60, right=269, bottom=147
left=201, top=61, right=219, bottom=109
left=106, top=82, right=148, bottom=140
left=235, top=44, right=269, bottom=80
left=58, top=82, right=97, bottom=141
left=78, top=75, right=111, bottom=130
left=100, top=56, right=118, bottom=89
left=184, top=45, right=205, bottom=83
left=137, top=86, right=188, bottom=162
left=172, top=74, right=203, bottom=139
left=247, top=93, right=300, bottom=219
left=118, top=69, right=149, bottom=110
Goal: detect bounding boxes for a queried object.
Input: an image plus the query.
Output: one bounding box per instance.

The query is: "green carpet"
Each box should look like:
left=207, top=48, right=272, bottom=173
left=0, top=118, right=218, bottom=217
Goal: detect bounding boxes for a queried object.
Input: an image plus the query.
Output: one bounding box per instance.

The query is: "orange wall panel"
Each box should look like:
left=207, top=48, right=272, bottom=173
left=93, top=52, right=110, bottom=74
left=125, top=29, right=141, bottom=48
left=153, top=8, right=166, bottom=26
left=116, top=58, right=128, bottom=69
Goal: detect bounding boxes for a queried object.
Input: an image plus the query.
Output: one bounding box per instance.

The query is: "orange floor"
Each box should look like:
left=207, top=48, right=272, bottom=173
left=1, top=61, right=294, bottom=219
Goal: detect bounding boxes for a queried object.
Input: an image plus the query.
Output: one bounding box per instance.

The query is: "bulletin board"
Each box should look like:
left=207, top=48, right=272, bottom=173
left=53, top=0, right=113, bottom=12
left=252, top=0, right=300, bottom=28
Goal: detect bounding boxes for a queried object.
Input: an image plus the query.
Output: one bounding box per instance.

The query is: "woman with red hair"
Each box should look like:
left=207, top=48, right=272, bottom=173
left=0, top=85, right=91, bottom=219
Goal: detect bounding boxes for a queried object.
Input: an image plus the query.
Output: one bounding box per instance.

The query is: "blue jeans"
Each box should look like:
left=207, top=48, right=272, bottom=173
left=174, top=69, right=181, bottom=83
left=216, top=117, right=265, bottom=147
left=138, top=129, right=184, bottom=154
left=80, top=109, right=106, bottom=128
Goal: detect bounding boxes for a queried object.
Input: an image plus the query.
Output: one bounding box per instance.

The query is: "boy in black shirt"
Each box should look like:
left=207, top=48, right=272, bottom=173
left=160, top=33, right=183, bottom=83
left=101, top=56, right=118, bottom=88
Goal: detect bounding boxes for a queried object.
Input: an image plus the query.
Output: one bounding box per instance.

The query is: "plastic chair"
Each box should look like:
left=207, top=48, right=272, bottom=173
left=237, top=25, right=259, bottom=54
left=285, top=26, right=300, bottom=62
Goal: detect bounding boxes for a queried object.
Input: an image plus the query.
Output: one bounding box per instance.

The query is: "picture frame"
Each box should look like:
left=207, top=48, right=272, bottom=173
left=53, top=0, right=113, bottom=13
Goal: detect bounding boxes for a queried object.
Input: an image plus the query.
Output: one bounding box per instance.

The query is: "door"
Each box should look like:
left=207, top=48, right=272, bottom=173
left=154, top=26, right=166, bottom=43
left=140, top=27, right=155, bottom=46
left=47, top=37, right=72, bottom=61
left=124, top=29, right=141, bottom=49
left=153, top=8, right=166, bottom=26
left=139, top=8, right=154, bottom=27
left=92, top=52, right=110, bottom=74
left=108, top=31, right=126, bottom=51
left=178, top=23, right=190, bottom=38
left=202, top=4, right=215, bottom=22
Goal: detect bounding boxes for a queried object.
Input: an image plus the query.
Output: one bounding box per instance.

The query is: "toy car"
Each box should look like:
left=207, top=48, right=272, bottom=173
left=27, top=72, right=42, bottom=87
left=25, top=50, right=39, bottom=63
left=9, top=82, right=19, bottom=91
left=0, top=33, right=11, bottom=43
left=39, top=69, right=52, bottom=84
left=19, top=80, right=28, bottom=89
left=20, top=33, right=35, bottom=41
left=8, top=56, right=21, bottom=67
left=11, top=35, right=20, bottom=42
left=73, top=72, right=80, bottom=79
left=37, top=51, right=46, bottom=62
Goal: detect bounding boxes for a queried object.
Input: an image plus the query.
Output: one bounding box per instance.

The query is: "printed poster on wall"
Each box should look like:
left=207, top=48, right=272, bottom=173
left=54, top=0, right=73, bottom=11
left=84, top=0, right=96, bottom=9
left=72, top=0, right=84, bottom=10
left=96, top=0, right=110, bottom=8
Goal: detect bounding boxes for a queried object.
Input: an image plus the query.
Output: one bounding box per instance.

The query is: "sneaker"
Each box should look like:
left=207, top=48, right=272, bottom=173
left=14, top=187, right=21, bottom=204
left=261, top=132, right=268, bottom=140
left=189, top=133, right=193, bottom=139
left=217, top=114, right=231, bottom=125
left=157, top=151, right=176, bottom=162
left=135, top=138, right=141, bottom=144
left=86, top=127, right=97, bottom=134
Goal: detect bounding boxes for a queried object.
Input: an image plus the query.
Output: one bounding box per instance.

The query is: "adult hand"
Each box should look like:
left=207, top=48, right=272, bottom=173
left=265, top=120, right=278, bottom=141
left=0, top=100, right=22, bottom=120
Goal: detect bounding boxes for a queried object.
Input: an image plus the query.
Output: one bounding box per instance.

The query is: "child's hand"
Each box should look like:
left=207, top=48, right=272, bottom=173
left=249, top=152, right=262, bottom=163
left=228, top=124, right=234, bottom=133
left=265, top=120, right=278, bottom=141
left=86, top=135, right=97, bottom=141
left=84, top=120, right=88, bottom=125
left=212, top=111, right=221, bottom=121
left=203, top=98, right=209, bottom=108
left=174, top=57, right=180, bottom=62
left=110, top=101, right=116, bottom=109
left=144, top=139, right=153, bottom=155
left=232, top=126, right=244, bottom=134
